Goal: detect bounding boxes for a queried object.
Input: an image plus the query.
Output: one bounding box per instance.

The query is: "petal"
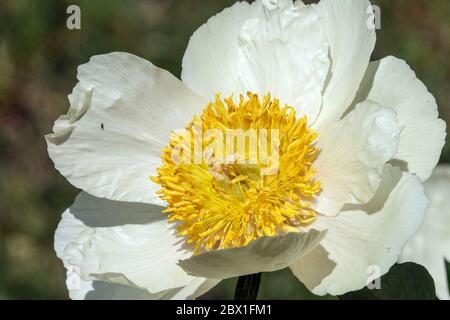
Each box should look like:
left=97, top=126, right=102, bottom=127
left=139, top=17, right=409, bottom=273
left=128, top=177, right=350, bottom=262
left=351, top=56, right=446, bottom=181
left=400, top=165, right=450, bottom=300
left=313, top=101, right=401, bottom=216
left=169, top=278, right=221, bottom=300
left=178, top=228, right=326, bottom=279
left=65, top=275, right=219, bottom=300
left=46, top=52, right=206, bottom=205
left=181, top=1, right=260, bottom=100
left=238, top=1, right=330, bottom=120
left=55, top=192, right=216, bottom=298
left=55, top=198, right=175, bottom=300
left=182, top=0, right=331, bottom=121
left=291, top=165, right=428, bottom=296
left=313, top=0, right=376, bottom=129
left=64, top=273, right=164, bottom=300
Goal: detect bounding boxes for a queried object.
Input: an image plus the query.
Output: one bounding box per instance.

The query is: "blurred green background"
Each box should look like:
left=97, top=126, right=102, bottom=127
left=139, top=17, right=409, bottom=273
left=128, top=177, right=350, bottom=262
left=0, top=0, right=448, bottom=299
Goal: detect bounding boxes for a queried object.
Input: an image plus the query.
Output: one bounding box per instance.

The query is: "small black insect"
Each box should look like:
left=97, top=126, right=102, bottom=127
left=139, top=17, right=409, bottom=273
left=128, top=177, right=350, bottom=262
left=101, top=123, right=104, bottom=130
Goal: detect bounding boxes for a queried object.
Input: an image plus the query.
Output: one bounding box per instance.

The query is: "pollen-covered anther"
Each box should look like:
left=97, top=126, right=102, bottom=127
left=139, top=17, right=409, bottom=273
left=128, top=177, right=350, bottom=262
left=151, top=92, right=321, bottom=254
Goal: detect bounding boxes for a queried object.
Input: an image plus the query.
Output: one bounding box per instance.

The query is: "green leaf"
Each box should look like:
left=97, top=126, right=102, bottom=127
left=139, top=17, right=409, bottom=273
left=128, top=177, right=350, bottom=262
left=339, top=262, right=436, bottom=300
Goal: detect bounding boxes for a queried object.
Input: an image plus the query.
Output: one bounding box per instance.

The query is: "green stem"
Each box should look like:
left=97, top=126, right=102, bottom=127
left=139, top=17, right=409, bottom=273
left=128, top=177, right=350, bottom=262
left=234, top=273, right=262, bottom=300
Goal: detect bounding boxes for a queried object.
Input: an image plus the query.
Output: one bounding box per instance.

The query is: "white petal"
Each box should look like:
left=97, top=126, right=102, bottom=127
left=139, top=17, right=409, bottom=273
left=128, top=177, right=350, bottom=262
left=46, top=52, right=206, bottom=205
left=178, top=229, right=326, bottom=279
left=182, top=0, right=330, bottom=121
left=291, top=165, right=428, bottom=296
left=65, top=272, right=95, bottom=300
left=351, top=56, right=446, bottom=181
left=64, top=273, right=164, bottom=300
left=55, top=198, right=174, bottom=300
left=400, top=165, right=450, bottom=300
left=313, top=0, right=376, bottom=129
left=313, top=101, right=401, bottom=216
left=181, top=1, right=260, bottom=100
left=238, top=1, right=330, bottom=120
left=54, top=192, right=216, bottom=298
left=66, top=275, right=219, bottom=300
left=170, top=278, right=221, bottom=300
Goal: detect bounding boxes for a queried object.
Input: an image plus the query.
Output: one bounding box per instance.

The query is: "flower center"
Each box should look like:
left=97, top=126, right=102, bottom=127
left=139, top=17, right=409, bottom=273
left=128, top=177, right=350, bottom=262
left=152, top=92, right=321, bottom=254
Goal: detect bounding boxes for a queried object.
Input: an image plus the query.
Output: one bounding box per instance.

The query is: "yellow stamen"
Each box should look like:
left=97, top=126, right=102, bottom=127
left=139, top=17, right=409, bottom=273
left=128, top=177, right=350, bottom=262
left=152, top=92, right=321, bottom=254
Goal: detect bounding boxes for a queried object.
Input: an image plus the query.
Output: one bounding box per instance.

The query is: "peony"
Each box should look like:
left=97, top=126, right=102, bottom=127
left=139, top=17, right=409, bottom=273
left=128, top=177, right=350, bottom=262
left=400, top=165, right=450, bottom=300
left=47, top=0, right=446, bottom=299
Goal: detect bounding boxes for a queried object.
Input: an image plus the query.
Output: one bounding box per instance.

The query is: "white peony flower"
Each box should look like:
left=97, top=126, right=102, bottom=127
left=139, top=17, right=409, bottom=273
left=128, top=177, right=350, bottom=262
left=47, top=0, right=446, bottom=299
left=400, top=165, right=450, bottom=300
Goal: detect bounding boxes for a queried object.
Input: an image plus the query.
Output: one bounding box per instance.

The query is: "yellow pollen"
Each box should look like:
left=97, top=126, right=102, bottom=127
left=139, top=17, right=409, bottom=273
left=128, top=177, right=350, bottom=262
left=152, top=92, right=321, bottom=254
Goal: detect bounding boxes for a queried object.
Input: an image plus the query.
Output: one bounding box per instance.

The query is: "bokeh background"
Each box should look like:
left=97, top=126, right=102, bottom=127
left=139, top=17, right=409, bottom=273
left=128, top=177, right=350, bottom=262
left=0, top=0, right=448, bottom=299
